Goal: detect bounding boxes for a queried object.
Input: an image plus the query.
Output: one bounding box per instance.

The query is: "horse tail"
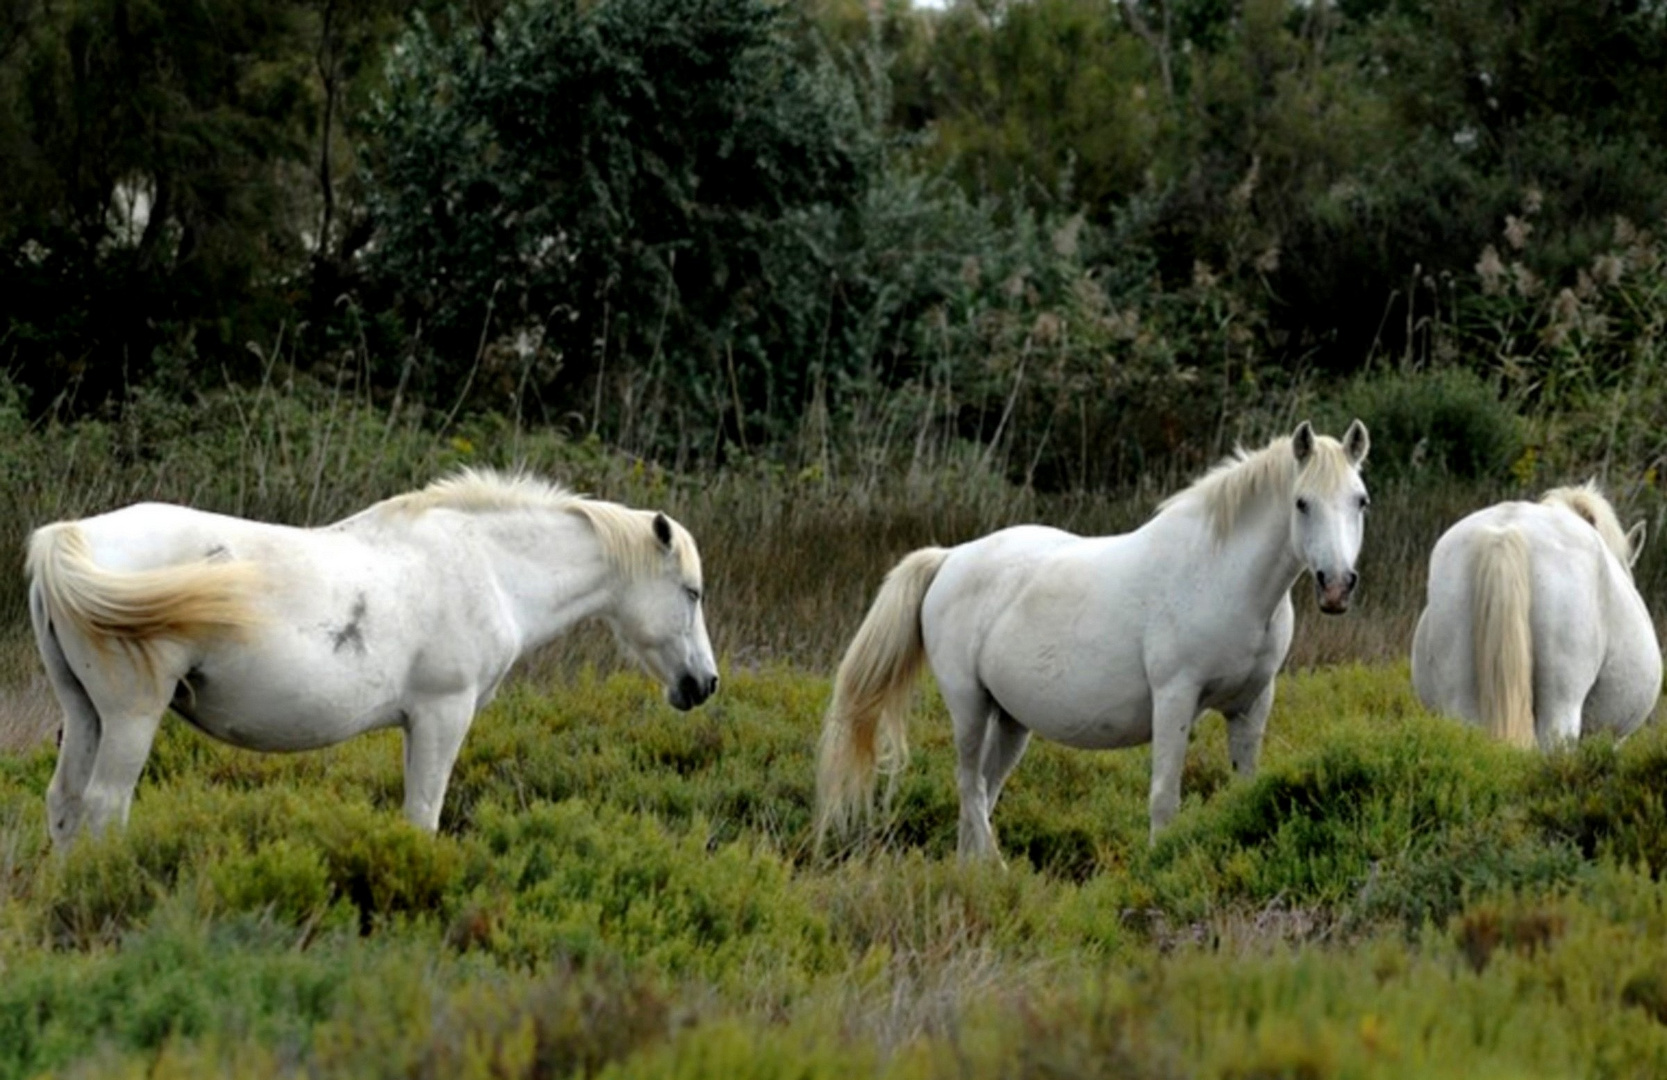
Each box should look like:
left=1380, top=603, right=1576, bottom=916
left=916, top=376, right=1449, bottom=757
left=1472, top=525, right=1535, bottom=748
left=815, top=546, right=951, bottom=851
left=26, top=522, right=262, bottom=685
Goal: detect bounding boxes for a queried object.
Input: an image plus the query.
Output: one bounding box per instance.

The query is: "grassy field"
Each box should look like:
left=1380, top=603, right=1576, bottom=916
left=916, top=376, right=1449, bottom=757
left=5, top=389, right=1667, bottom=1077
left=4, top=662, right=1667, bottom=1079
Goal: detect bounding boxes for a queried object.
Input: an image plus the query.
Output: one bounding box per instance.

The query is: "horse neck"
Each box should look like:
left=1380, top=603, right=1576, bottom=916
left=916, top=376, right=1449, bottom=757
left=1206, top=492, right=1303, bottom=616
left=474, top=510, right=620, bottom=651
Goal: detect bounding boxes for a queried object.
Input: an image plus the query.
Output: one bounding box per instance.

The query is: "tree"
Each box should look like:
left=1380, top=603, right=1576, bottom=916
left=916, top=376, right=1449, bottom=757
left=366, top=0, right=878, bottom=450
left=0, top=0, right=313, bottom=408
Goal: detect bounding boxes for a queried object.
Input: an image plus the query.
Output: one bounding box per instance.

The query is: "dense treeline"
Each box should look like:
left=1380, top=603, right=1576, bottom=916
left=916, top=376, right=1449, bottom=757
left=3, top=0, right=1666, bottom=486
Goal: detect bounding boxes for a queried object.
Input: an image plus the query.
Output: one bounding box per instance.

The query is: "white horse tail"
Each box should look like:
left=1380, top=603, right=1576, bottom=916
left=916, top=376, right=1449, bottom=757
left=1472, top=525, right=1535, bottom=748
left=27, top=522, right=262, bottom=681
left=815, top=546, right=950, bottom=850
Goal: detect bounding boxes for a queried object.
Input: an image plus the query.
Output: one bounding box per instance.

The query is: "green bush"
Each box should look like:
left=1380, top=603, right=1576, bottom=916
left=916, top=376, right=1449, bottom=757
left=1144, top=715, right=1545, bottom=925
left=472, top=799, right=835, bottom=983
left=0, top=914, right=349, bottom=1080
left=1524, top=723, right=1667, bottom=874
left=209, top=840, right=336, bottom=927
left=1322, top=367, right=1525, bottom=484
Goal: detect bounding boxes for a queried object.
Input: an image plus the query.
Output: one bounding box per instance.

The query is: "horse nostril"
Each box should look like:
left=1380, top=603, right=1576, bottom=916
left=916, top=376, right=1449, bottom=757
left=1316, top=570, right=1329, bottom=589
left=706, top=675, right=719, bottom=698
left=1346, top=571, right=1359, bottom=590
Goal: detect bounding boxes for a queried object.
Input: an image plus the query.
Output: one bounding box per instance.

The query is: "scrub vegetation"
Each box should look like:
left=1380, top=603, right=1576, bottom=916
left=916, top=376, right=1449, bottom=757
left=5, top=660, right=1667, bottom=1079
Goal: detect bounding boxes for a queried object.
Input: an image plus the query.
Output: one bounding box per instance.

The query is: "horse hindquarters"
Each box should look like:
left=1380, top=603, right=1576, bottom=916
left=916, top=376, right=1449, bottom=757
left=30, top=581, right=178, bottom=845
left=1581, top=583, right=1663, bottom=740
left=26, top=523, right=259, bottom=845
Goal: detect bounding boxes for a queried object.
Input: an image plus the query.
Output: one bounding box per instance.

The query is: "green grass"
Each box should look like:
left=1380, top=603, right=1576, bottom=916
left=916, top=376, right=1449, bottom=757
left=5, top=663, right=1667, bottom=1079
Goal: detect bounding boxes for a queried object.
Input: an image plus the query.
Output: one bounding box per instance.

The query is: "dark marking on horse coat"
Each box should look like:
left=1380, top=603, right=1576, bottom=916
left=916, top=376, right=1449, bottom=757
left=204, top=544, right=231, bottom=562
left=331, top=594, right=369, bottom=654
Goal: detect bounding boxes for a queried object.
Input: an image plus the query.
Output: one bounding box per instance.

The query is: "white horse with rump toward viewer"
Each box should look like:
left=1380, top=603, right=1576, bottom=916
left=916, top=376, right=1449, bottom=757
left=815, top=420, right=1371, bottom=859
left=27, top=469, right=719, bottom=848
left=1411, top=483, right=1660, bottom=749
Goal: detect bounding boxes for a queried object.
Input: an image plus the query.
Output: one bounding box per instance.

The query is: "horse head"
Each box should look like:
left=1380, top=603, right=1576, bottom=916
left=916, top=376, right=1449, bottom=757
left=1290, top=419, right=1371, bottom=614
left=611, top=511, right=719, bottom=711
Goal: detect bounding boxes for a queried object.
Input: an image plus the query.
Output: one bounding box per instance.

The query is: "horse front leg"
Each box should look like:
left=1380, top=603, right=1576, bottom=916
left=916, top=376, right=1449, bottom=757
left=401, top=692, right=478, bottom=832
left=1226, top=681, right=1275, bottom=779
left=1148, top=682, right=1201, bottom=842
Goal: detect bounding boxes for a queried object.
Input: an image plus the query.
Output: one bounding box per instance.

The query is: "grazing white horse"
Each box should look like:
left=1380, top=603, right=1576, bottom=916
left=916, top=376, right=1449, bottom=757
left=1411, top=483, right=1660, bottom=749
left=27, top=469, right=719, bottom=848
left=816, top=420, right=1371, bottom=859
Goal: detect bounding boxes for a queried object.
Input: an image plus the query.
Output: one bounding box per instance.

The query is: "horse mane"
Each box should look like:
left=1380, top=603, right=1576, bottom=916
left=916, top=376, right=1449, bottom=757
left=1159, top=433, right=1357, bottom=541
left=381, top=468, right=701, bottom=582
left=1542, top=481, right=1632, bottom=571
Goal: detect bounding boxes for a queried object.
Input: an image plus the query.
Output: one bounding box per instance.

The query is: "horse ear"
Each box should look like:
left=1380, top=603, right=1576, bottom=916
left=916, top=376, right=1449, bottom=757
left=652, top=512, right=674, bottom=550
left=1291, top=421, right=1315, bottom=464
left=1628, top=520, right=1647, bottom=566
left=1343, top=418, right=1370, bottom=464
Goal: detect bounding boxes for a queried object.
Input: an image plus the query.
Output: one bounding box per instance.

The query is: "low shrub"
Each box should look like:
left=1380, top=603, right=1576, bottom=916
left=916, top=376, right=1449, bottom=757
left=1322, top=367, right=1525, bottom=485
left=1144, top=714, right=1543, bottom=925
left=471, top=799, right=836, bottom=983
left=1524, top=722, right=1667, bottom=873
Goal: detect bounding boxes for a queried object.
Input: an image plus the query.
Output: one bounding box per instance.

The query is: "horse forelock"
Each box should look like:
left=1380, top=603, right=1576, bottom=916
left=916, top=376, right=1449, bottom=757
left=1163, top=433, right=1357, bottom=540
left=1542, top=482, right=1632, bottom=568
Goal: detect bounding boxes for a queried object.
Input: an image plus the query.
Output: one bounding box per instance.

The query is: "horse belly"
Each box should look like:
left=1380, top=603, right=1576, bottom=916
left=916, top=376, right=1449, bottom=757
left=966, top=550, right=1157, bottom=750
left=983, top=650, right=1155, bottom=751
left=179, top=638, right=410, bottom=752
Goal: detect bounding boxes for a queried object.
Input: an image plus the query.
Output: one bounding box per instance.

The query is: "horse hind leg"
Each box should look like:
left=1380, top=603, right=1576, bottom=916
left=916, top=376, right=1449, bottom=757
left=1534, top=663, right=1592, bottom=749
left=1226, top=682, right=1275, bottom=778
left=55, top=643, right=179, bottom=842
left=32, top=604, right=103, bottom=847
left=980, top=708, right=1031, bottom=813
left=78, top=691, right=173, bottom=840
left=943, top=681, right=1002, bottom=862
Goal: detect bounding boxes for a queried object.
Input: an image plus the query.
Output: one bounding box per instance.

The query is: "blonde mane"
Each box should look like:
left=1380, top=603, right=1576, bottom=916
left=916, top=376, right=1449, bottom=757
left=1542, top=482, right=1632, bottom=573
left=380, top=468, right=700, bottom=582
left=1160, top=434, right=1358, bottom=540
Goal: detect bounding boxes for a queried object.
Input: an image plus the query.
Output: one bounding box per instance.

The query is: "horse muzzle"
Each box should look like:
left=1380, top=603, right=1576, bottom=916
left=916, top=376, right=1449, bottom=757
left=668, top=672, right=719, bottom=711
left=1315, top=569, right=1358, bottom=615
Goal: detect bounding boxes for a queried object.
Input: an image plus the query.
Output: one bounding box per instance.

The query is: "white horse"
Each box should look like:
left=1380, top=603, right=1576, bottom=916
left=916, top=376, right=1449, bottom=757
left=816, top=420, right=1371, bottom=859
left=1411, top=483, right=1660, bottom=749
left=27, top=469, right=719, bottom=848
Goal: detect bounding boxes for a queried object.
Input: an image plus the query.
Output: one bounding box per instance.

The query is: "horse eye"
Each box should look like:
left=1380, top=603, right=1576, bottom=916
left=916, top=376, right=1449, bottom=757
left=1296, top=498, right=1310, bottom=514
left=685, top=587, right=703, bottom=604
left=1359, top=495, right=1371, bottom=511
